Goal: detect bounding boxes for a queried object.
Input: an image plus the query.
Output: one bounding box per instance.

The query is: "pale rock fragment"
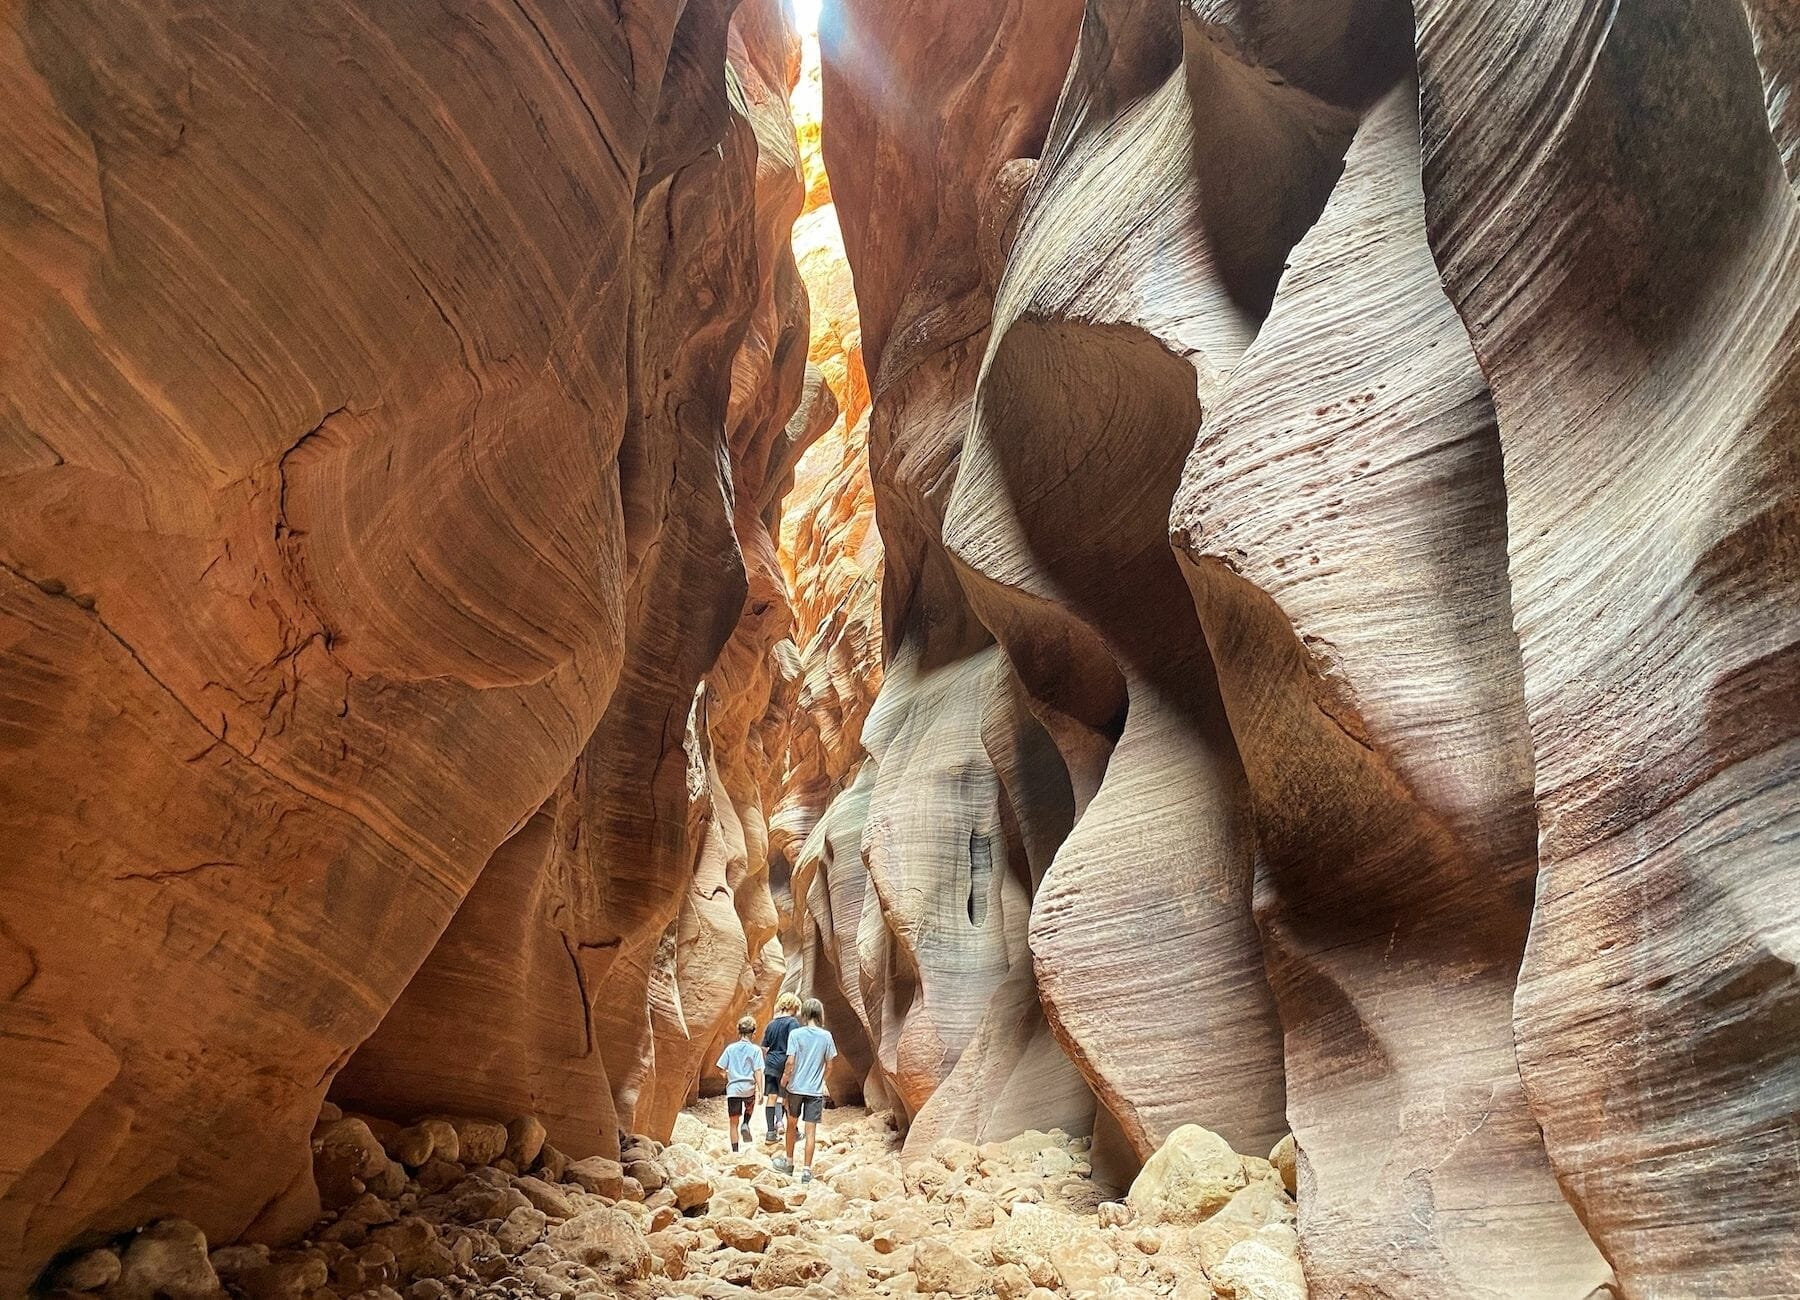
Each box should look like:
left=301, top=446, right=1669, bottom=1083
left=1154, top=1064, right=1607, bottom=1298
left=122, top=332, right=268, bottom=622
left=564, top=1157, right=625, bottom=1200
left=504, top=1117, right=548, bottom=1171
left=1209, top=1225, right=1307, bottom=1300
left=547, top=1207, right=651, bottom=1282
left=112, top=1221, right=221, bottom=1300
left=1127, top=1126, right=1246, bottom=1226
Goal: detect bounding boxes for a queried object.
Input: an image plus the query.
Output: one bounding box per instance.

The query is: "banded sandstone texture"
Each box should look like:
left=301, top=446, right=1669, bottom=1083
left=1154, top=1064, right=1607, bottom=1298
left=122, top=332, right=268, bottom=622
left=813, top=0, right=1798, bottom=1294
left=0, top=0, right=822, bottom=1289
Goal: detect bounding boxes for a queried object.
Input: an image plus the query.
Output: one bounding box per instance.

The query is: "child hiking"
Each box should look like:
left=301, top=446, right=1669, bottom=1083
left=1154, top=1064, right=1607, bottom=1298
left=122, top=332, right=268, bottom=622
left=773, top=997, right=837, bottom=1182
left=715, top=1015, right=762, bottom=1152
left=760, top=992, right=801, bottom=1144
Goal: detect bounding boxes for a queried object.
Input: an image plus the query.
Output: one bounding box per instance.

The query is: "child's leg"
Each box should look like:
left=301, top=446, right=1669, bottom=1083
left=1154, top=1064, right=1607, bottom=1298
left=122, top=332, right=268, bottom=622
left=784, top=1104, right=800, bottom=1162
left=802, top=1117, right=818, bottom=1169
left=726, top=1099, right=738, bottom=1151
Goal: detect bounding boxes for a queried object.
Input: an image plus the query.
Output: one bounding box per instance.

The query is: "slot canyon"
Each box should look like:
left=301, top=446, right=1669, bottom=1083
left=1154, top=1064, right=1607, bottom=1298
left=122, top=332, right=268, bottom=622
left=1, top=0, right=1796, bottom=1297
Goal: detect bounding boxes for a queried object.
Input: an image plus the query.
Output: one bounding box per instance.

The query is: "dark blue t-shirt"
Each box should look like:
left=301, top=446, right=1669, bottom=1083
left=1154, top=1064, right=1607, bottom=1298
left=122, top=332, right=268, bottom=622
left=761, top=1015, right=799, bottom=1073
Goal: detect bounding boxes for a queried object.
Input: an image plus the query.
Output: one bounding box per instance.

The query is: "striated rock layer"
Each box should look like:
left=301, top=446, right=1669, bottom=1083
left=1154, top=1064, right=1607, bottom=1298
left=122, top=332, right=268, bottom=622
left=334, top=0, right=822, bottom=1158
left=1417, top=0, right=1800, bottom=1291
left=804, top=0, right=1100, bottom=1147
left=813, top=0, right=1797, bottom=1293
left=0, top=0, right=824, bottom=1288
left=1172, top=73, right=1608, bottom=1296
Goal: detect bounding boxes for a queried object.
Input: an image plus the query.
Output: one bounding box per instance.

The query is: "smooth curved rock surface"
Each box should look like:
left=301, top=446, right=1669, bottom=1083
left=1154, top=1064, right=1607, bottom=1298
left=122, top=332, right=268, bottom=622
left=0, top=0, right=707, bottom=1285
left=946, top=0, right=1324, bottom=1163
left=1173, top=82, right=1610, bottom=1296
left=804, top=0, right=1093, bottom=1135
left=1418, top=0, right=1800, bottom=1291
left=335, top=0, right=819, bottom=1155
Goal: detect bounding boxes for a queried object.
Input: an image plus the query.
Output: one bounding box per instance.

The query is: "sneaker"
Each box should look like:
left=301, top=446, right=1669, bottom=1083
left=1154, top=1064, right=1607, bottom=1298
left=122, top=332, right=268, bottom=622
left=772, top=1156, right=793, bottom=1174
left=764, top=1131, right=779, bottom=1145
left=739, top=1123, right=752, bottom=1143
left=800, top=1168, right=813, bottom=1184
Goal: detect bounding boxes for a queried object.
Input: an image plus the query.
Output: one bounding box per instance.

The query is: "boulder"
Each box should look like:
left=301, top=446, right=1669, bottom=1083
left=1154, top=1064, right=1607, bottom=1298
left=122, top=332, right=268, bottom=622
left=45, top=1248, right=122, bottom=1292
left=709, top=1182, right=760, bottom=1218
left=992, top=1261, right=1033, bottom=1299
left=536, top=1145, right=570, bottom=1184
left=1127, top=1126, right=1247, bottom=1226
left=646, top=1228, right=690, bottom=1280
left=400, top=1121, right=460, bottom=1168
left=1048, top=1233, right=1117, bottom=1294
left=112, top=1220, right=221, bottom=1300
left=504, top=1116, right=548, bottom=1171
left=829, top=1165, right=902, bottom=1202
left=330, top=1243, right=398, bottom=1292
left=496, top=1206, right=548, bottom=1253
left=911, top=1239, right=986, bottom=1295
left=547, top=1207, right=650, bottom=1282
left=514, top=1175, right=577, bottom=1219
left=624, top=1159, right=665, bottom=1193
left=1187, top=1180, right=1297, bottom=1274
left=432, top=1116, right=507, bottom=1167
left=659, top=1145, right=714, bottom=1210
left=565, top=1157, right=625, bottom=1199
left=382, top=1126, right=435, bottom=1169
left=712, top=1216, right=771, bottom=1252
left=992, top=1203, right=1085, bottom=1265
left=368, top=1217, right=456, bottom=1281
left=1268, top=1136, right=1297, bottom=1197
left=1210, top=1225, right=1307, bottom=1300
left=415, top=1159, right=463, bottom=1194
left=750, top=1238, right=831, bottom=1290
left=314, top=1119, right=392, bottom=1208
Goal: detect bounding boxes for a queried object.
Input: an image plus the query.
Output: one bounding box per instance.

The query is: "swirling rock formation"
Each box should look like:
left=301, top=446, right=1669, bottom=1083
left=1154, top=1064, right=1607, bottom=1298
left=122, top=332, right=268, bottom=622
left=334, top=0, right=819, bottom=1156
left=801, top=0, right=1098, bottom=1145
left=1171, top=76, right=1608, bottom=1296
left=816, top=0, right=1796, bottom=1293
left=0, top=0, right=821, bottom=1288
left=946, top=0, right=1317, bottom=1165
left=1417, top=0, right=1800, bottom=1291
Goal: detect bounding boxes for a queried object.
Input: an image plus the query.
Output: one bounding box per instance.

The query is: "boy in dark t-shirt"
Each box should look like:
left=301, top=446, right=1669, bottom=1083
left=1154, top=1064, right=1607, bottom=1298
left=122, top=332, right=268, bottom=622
left=760, top=992, right=802, bottom=1144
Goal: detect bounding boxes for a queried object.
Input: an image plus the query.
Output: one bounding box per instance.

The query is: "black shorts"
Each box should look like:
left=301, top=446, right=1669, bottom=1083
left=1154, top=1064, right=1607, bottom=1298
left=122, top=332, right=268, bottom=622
left=728, top=1095, right=755, bottom=1118
left=785, top=1092, right=824, bottom=1123
left=764, top=1071, right=784, bottom=1095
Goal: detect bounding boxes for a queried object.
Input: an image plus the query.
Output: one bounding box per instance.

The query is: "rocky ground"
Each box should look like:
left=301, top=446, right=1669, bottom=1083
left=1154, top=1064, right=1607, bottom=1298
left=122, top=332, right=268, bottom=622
left=40, top=1100, right=1305, bottom=1300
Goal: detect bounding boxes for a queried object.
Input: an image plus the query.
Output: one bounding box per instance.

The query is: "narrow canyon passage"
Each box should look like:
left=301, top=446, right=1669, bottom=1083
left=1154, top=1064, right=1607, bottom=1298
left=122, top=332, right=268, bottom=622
left=1, top=2, right=1796, bottom=1300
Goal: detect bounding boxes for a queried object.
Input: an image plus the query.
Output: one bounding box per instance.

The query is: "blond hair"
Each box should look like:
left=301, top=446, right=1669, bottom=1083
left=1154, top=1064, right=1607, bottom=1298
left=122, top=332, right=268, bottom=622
left=801, top=997, right=825, bottom=1025
left=775, top=992, right=802, bottom=1016
left=736, top=1015, right=757, bottom=1036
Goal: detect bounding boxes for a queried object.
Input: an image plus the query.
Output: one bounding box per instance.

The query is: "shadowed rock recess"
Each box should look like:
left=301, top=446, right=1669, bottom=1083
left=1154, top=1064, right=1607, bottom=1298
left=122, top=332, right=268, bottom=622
left=0, top=0, right=1794, bottom=1297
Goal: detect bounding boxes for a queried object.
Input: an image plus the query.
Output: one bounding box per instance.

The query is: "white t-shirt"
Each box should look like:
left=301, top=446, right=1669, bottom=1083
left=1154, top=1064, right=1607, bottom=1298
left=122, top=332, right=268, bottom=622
left=785, top=1025, right=837, bottom=1096
left=717, top=1039, right=763, bottom=1097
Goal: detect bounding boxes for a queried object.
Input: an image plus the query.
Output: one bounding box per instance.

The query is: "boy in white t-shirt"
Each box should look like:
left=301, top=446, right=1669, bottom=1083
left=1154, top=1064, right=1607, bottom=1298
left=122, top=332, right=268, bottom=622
left=716, top=1015, right=763, bottom=1152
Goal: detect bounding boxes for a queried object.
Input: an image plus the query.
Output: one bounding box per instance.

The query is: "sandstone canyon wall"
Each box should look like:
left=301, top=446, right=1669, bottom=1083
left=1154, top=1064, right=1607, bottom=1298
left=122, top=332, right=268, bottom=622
left=0, top=0, right=825, bottom=1289
left=799, top=0, right=1111, bottom=1151
left=810, top=0, right=1798, bottom=1294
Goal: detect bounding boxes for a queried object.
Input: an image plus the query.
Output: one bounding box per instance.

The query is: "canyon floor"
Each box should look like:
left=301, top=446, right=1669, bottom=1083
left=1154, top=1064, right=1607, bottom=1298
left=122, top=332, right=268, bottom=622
left=45, top=1101, right=1303, bottom=1300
